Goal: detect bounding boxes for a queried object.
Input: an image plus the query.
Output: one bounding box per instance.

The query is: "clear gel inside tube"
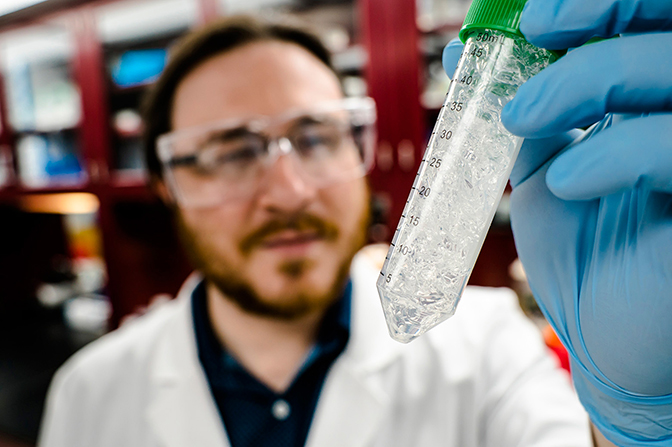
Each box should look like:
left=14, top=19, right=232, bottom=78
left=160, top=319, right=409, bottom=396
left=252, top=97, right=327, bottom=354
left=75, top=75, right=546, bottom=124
left=377, top=29, right=557, bottom=343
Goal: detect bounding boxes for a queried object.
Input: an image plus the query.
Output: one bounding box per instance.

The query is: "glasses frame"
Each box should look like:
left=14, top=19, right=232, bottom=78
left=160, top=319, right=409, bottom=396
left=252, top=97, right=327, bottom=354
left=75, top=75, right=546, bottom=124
left=156, top=97, right=377, bottom=208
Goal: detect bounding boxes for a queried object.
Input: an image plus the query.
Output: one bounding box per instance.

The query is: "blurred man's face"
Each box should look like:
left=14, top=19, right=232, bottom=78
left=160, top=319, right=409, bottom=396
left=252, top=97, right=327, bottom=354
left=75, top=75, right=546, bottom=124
left=170, top=41, right=370, bottom=319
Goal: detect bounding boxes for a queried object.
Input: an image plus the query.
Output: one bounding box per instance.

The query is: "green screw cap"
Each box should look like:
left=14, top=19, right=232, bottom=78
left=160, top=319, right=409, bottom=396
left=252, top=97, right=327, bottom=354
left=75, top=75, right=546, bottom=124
left=459, top=0, right=528, bottom=43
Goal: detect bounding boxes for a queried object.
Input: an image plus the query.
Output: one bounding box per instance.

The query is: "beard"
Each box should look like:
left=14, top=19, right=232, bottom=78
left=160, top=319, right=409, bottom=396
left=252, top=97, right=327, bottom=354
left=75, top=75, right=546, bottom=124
left=175, top=189, right=371, bottom=321
left=204, top=254, right=353, bottom=320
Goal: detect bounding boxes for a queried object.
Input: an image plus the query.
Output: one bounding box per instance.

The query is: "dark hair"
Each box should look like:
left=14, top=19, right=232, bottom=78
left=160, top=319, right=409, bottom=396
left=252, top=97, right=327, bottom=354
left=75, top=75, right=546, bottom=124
left=141, top=15, right=336, bottom=178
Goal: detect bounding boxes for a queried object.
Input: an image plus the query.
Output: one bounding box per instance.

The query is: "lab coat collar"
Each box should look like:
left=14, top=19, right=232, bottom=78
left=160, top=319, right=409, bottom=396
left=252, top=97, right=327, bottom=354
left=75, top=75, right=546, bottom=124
left=341, top=246, right=408, bottom=372
left=146, top=273, right=231, bottom=447
left=306, top=247, right=408, bottom=447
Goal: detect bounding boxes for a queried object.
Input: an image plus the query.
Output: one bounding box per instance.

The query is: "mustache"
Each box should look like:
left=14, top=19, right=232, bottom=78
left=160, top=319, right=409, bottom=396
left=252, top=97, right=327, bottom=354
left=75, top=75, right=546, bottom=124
left=239, top=213, right=340, bottom=254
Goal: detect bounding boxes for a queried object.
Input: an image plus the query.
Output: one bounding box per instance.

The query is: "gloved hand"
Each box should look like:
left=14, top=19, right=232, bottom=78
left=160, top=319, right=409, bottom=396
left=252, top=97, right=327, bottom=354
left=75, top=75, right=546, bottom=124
left=442, top=0, right=672, bottom=444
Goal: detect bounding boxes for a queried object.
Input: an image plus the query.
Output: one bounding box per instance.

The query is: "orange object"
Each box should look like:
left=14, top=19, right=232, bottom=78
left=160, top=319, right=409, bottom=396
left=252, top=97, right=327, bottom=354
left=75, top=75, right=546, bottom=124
left=543, top=325, right=570, bottom=372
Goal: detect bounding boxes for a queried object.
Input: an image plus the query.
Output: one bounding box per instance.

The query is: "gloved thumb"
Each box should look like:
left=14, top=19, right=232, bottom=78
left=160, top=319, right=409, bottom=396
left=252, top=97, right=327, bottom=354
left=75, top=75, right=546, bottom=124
left=442, top=38, right=464, bottom=79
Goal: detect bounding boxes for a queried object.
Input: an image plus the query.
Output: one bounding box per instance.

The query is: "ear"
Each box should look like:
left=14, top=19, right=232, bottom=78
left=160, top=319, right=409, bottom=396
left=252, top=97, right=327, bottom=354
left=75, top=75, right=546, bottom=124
left=150, top=175, right=175, bottom=206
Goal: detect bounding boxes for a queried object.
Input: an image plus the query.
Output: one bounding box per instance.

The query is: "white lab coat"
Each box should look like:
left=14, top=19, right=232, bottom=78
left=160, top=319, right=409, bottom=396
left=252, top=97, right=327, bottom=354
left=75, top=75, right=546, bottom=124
left=38, top=246, right=592, bottom=447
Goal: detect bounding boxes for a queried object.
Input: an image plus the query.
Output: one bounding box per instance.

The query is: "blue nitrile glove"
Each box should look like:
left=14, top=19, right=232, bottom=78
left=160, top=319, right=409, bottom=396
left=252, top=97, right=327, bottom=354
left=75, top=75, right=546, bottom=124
left=442, top=0, right=672, bottom=444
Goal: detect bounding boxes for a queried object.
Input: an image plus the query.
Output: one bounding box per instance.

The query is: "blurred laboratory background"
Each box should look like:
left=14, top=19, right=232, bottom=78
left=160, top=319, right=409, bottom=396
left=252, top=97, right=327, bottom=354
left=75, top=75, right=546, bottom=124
left=0, top=0, right=531, bottom=445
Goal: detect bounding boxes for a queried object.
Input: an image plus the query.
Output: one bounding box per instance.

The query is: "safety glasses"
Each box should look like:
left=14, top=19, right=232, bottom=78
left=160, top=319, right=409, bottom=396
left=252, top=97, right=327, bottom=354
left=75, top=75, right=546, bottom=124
left=157, top=97, right=377, bottom=208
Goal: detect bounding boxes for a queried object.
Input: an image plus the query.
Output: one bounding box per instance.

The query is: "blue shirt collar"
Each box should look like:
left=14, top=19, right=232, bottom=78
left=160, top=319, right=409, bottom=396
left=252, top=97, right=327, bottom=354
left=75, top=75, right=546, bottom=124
left=191, top=279, right=352, bottom=391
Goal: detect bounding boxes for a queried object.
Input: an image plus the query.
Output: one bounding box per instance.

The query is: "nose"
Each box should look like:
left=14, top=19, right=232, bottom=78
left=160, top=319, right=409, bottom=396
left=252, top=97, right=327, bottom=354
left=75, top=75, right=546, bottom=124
left=257, top=143, right=318, bottom=212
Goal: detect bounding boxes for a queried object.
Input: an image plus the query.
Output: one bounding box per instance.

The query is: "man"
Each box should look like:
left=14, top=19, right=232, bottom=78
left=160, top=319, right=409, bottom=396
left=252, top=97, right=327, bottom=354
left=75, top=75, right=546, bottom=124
left=38, top=16, right=593, bottom=447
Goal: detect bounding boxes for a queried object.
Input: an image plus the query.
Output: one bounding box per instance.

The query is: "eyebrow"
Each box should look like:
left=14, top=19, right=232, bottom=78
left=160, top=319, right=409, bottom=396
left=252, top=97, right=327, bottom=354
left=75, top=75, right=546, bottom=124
left=168, top=126, right=258, bottom=167
left=198, top=126, right=258, bottom=149
left=291, top=115, right=326, bottom=127
left=285, top=115, right=335, bottom=135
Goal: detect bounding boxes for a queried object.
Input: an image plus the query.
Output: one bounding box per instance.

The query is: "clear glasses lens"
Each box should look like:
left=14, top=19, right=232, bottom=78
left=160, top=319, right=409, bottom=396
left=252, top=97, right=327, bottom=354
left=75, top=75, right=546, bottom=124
left=158, top=98, right=376, bottom=208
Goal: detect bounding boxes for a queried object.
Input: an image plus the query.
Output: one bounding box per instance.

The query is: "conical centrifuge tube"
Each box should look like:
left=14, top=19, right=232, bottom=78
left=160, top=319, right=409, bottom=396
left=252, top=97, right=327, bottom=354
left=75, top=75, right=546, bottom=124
left=377, top=0, right=560, bottom=343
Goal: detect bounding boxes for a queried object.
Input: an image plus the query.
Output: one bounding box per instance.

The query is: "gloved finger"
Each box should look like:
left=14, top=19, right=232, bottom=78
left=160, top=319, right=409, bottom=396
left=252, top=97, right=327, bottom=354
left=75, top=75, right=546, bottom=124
left=510, top=129, right=582, bottom=189
left=520, top=0, right=672, bottom=50
left=502, top=33, right=672, bottom=139
left=546, top=114, right=672, bottom=200
left=442, top=38, right=464, bottom=79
